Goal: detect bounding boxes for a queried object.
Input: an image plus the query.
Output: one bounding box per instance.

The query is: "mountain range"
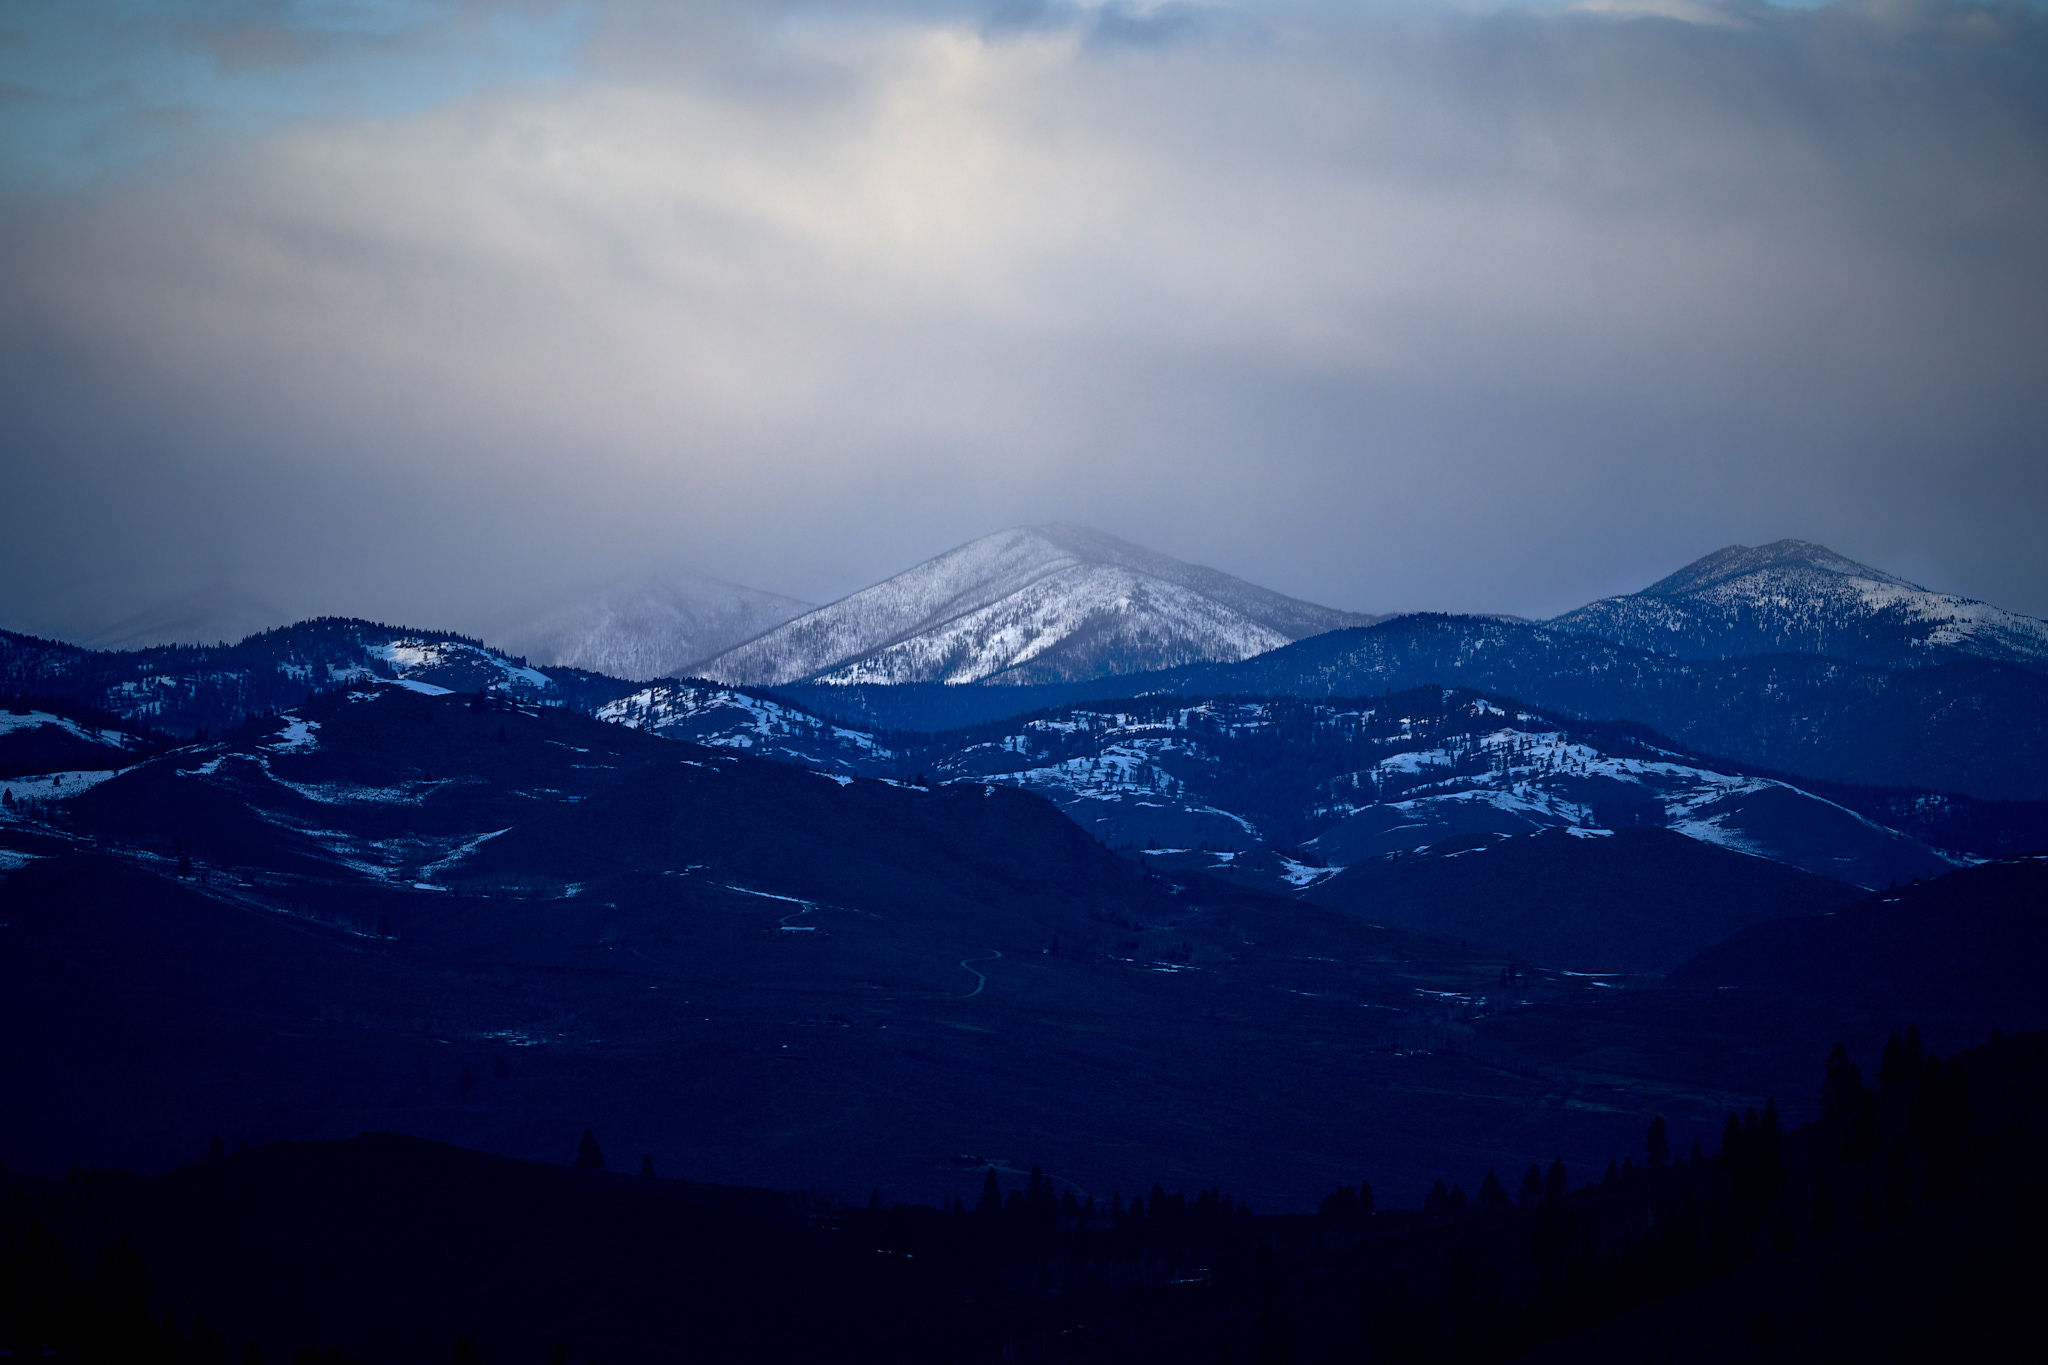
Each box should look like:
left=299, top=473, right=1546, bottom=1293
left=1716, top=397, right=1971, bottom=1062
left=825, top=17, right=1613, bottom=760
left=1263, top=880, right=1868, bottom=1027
left=7, top=669, right=2045, bottom=1202
left=0, top=680, right=1656, bottom=1202
left=784, top=614, right=2048, bottom=802
left=542, top=534, right=2046, bottom=689
left=6, top=530, right=2046, bottom=1359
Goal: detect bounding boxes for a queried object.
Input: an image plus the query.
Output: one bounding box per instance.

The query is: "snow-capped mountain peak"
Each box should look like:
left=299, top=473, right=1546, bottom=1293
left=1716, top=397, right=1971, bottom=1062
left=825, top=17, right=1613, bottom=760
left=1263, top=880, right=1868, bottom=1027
left=695, top=524, right=1380, bottom=687
left=1634, top=539, right=1917, bottom=599
left=1551, top=540, right=2048, bottom=671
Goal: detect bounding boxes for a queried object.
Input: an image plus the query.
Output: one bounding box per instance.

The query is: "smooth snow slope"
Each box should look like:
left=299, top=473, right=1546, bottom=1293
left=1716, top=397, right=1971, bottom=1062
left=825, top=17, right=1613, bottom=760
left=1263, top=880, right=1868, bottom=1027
left=1552, top=539, right=2048, bottom=670
left=697, top=524, right=1380, bottom=687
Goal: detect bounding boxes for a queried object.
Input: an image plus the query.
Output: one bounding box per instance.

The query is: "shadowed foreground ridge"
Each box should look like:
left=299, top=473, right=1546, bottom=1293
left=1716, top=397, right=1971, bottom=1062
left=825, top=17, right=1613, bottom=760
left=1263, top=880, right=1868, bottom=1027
left=4, top=1029, right=2044, bottom=1362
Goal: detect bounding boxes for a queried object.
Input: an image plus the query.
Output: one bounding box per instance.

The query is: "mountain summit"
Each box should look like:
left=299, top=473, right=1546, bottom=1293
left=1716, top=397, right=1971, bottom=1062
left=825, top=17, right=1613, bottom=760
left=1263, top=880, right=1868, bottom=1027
left=696, top=524, right=1379, bottom=687
left=1551, top=539, right=2048, bottom=670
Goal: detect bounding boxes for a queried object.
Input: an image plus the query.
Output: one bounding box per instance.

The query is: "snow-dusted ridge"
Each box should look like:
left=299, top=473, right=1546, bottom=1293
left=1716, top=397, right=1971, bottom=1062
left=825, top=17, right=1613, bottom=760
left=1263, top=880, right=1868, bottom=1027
left=596, top=681, right=897, bottom=775
left=697, top=524, right=1381, bottom=688
left=1552, top=539, right=2048, bottom=670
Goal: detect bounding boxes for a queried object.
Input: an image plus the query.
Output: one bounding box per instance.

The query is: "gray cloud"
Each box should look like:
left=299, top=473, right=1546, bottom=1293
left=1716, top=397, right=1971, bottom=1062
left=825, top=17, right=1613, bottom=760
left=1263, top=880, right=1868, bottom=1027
left=2, top=0, right=2044, bottom=643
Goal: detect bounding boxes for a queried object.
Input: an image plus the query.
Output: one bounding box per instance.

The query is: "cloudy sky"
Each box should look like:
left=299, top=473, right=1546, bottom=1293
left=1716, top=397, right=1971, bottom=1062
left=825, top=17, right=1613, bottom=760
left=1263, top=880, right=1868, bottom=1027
left=2, top=0, right=2045, bottom=644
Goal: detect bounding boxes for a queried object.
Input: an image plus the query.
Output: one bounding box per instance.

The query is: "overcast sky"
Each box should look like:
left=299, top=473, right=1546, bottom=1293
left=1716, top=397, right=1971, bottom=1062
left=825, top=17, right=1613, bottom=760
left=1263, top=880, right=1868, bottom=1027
left=3, top=0, right=2045, bottom=644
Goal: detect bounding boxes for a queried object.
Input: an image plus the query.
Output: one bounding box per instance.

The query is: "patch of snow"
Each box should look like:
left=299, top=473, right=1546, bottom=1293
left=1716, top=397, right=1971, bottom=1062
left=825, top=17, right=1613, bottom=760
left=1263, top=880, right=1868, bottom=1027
left=2, top=769, right=119, bottom=802
left=268, top=717, right=321, bottom=752
left=417, top=828, right=512, bottom=877
left=383, top=678, right=455, bottom=696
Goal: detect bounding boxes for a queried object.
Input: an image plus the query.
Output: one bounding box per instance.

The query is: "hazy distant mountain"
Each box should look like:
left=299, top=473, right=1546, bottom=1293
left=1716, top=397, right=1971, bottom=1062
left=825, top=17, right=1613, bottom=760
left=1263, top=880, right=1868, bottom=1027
left=488, top=572, right=813, bottom=681
left=1551, top=539, right=2048, bottom=670
left=79, top=581, right=289, bottom=650
left=697, top=524, right=1381, bottom=687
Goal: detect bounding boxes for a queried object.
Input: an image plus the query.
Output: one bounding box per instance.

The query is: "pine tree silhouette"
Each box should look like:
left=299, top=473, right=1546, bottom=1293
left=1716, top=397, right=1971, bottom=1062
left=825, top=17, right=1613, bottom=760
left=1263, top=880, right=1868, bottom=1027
left=1821, top=1043, right=1869, bottom=1121
left=977, top=1166, right=1002, bottom=1217
left=572, top=1129, right=605, bottom=1170
left=1879, top=1025, right=1926, bottom=1087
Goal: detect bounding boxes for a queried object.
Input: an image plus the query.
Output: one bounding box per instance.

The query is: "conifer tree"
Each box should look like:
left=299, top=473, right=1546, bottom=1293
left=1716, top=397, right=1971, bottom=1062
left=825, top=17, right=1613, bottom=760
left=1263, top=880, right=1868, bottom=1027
left=1645, top=1115, right=1670, bottom=1165
left=1755, top=1100, right=1786, bottom=1208
left=1879, top=1026, right=1925, bottom=1087
left=572, top=1129, right=605, bottom=1170
left=977, top=1167, right=1002, bottom=1217
left=1717, top=1112, right=1745, bottom=1172
left=1821, top=1043, right=1869, bottom=1122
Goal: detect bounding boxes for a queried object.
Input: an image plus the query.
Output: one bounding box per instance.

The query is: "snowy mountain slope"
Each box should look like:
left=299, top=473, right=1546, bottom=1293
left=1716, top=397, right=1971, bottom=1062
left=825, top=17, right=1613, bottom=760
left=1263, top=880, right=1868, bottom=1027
left=696, top=524, right=1379, bottom=687
left=595, top=681, right=899, bottom=776
left=866, top=688, right=1973, bottom=891
left=808, top=613, right=2048, bottom=802
left=41, top=680, right=1188, bottom=949
left=0, top=705, right=157, bottom=779
left=486, top=571, right=812, bottom=681
left=0, top=618, right=632, bottom=738
left=1551, top=539, right=2048, bottom=670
